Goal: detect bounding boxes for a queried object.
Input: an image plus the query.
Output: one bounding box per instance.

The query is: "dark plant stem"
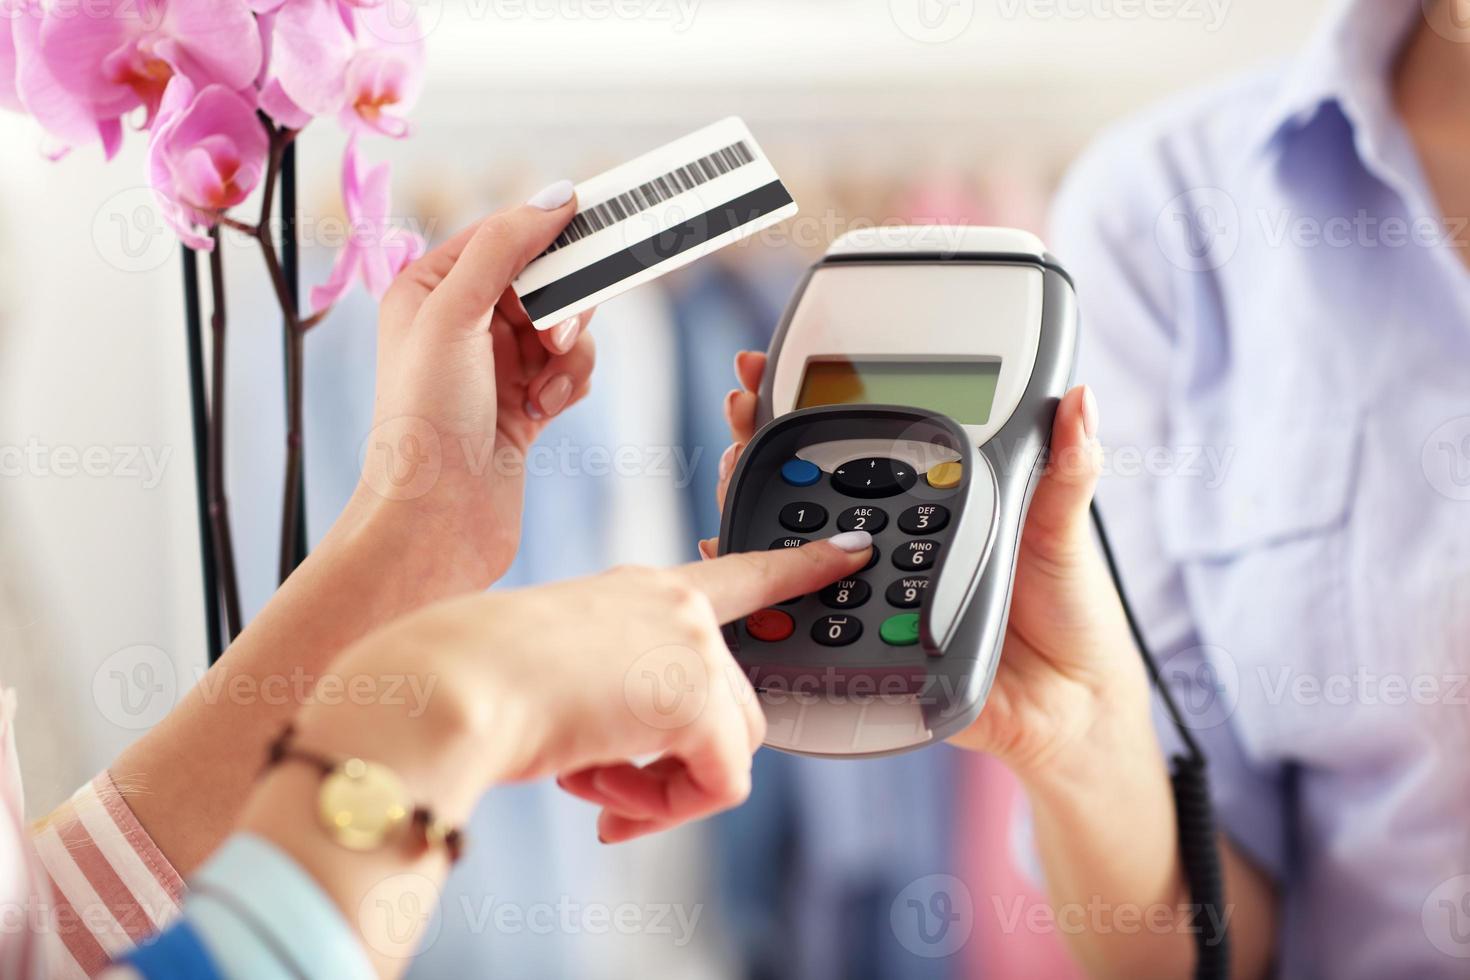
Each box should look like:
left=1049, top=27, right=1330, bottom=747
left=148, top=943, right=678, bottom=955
left=206, top=228, right=244, bottom=639
left=249, top=126, right=309, bottom=584
left=180, top=246, right=224, bottom=664
left=280, top=140, right=309, bottom=577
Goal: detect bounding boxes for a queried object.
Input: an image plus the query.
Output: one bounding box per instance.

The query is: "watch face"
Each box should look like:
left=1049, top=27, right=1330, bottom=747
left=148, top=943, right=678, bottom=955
left=318, top=757, right=410, bottom=851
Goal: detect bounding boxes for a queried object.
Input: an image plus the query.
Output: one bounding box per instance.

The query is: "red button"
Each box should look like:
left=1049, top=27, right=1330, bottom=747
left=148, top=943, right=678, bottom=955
left=745, top=608, right=795, bottom=642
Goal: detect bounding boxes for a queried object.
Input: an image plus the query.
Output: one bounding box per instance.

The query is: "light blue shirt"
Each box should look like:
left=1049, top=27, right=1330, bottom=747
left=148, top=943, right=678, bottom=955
left=1054, top=0, right=1470, bottom=975
left=120, top=834, right=374, bottom=980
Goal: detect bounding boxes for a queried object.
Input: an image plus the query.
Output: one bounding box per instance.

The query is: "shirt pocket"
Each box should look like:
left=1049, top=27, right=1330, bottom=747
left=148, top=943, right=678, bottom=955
left=1155, top=417, right=1363, bottom=753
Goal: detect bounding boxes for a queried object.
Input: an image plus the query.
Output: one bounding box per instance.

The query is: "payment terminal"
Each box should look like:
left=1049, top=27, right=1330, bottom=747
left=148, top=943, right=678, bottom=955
left=717, top=226, right=1078, bottom=758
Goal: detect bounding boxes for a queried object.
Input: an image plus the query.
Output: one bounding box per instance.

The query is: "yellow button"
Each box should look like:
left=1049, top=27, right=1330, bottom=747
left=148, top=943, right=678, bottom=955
left=926, top=461, right=963, bottom=489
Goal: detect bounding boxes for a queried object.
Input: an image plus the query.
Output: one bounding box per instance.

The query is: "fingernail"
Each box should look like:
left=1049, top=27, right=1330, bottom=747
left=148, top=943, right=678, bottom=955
left=523, top=399, right=544, bottom=421
left=538, top=374, right=574, bottom=416
left=1081, top=385, right=1099, bottom=439
left=724, top=388, right=739, bottom=415
left=551, top=315, right=580, bottom=352
left=718, top=443, right=739, bottom=481
left=526, top=179, right=574, bottom=210
left=827, top=530, right=873, bottom=553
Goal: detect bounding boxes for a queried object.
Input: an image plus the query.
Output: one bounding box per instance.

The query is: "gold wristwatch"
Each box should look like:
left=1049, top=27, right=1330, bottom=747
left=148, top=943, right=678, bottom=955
left=264, top=724, right=465, bottom=863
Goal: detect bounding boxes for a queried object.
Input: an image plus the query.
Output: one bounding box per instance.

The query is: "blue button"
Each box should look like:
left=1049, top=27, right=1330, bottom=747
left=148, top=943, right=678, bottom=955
left=780, top=458, right=821, bottom=486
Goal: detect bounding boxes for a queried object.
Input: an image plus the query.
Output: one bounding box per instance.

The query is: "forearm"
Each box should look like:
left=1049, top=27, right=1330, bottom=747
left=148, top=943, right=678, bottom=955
left=113, top=494, right=488, bottom=874
left=1020, top=711, right=1276, bottom=979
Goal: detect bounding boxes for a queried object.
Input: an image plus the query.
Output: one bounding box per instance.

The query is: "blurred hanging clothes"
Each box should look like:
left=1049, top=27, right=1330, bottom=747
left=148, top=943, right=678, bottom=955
left=668, top=255, right=957, bottom=980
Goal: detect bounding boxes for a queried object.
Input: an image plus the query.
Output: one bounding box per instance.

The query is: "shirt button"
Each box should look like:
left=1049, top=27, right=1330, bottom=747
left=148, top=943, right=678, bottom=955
left=745, top=609, right=794, bottom=642
left=926, top=461, right=962, bottom=489
left=780, top=458, right=821, bottom=487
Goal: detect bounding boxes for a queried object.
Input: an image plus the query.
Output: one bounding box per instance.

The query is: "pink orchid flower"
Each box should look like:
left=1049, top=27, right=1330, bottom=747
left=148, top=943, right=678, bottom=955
left=270, top=0, right=423, bottom=140
left=8, top=3, right=124, bottom=157
left=147, top=76, right=269, bottom=250
left=36, top=0, right=261, bottom=130
left=310, top=137, right=425, bottom=314
left=1, top=12, right=21, bottom=113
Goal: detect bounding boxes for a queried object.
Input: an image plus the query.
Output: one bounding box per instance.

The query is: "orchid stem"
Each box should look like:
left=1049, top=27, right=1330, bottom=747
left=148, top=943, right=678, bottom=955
left=243, top=124, right=309, bottom=585
left=206, top=228, right=243, bottom=639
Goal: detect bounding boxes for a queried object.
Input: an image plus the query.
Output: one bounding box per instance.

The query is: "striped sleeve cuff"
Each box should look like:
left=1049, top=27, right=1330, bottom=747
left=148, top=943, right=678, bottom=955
left=31, top=772, right=186, bottom=978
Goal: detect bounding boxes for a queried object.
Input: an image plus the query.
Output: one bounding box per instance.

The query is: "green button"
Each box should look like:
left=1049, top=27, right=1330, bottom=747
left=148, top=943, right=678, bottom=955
left=880, top=613, right=920, bottom=646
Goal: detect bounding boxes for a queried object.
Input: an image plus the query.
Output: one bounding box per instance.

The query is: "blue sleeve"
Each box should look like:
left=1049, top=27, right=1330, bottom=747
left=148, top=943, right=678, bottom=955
left=119, top=834, right=376, bottom=980
left=117, top=918, right=223, bottom=980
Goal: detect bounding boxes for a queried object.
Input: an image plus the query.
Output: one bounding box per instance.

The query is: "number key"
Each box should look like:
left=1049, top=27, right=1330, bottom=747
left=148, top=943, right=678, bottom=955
left=885, top=576, right=930, bottom=608
left=892, top=540, right=940, bottom=570
left=837, top=505, right=888, bottom=534
left=819, top=578, right=871, bottom=609
left=780, top=502, right=827, bottom=533
left=898, top=504, right=949, bottom=535
left=812, top=615, right=863, bottom=646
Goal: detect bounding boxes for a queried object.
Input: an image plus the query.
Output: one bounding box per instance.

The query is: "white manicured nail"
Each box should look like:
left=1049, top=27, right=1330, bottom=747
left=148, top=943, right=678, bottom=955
left=551, top=315, right=580, bottom=352
left=828, top=530, right=873, bottom=553
left=526, top=179, right=574, bottom=210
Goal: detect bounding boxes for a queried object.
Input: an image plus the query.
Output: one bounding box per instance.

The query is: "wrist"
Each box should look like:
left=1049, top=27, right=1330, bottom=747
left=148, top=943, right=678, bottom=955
left=338, top=484, right=502, bottom=598
left=1015, top=677, right=1162, bottom=803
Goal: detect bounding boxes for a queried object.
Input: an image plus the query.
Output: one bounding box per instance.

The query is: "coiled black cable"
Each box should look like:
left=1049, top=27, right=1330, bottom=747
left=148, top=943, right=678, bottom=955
left=1090, top=501, right=1230, bottom=980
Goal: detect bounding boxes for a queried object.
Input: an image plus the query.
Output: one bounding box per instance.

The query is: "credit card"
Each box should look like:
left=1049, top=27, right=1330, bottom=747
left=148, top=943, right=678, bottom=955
left=513, top=116, right=799, bottom=330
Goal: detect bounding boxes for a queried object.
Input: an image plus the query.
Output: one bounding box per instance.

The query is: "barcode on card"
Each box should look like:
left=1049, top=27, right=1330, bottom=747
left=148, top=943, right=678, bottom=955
left=544, top=141, right=757, bottom=253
